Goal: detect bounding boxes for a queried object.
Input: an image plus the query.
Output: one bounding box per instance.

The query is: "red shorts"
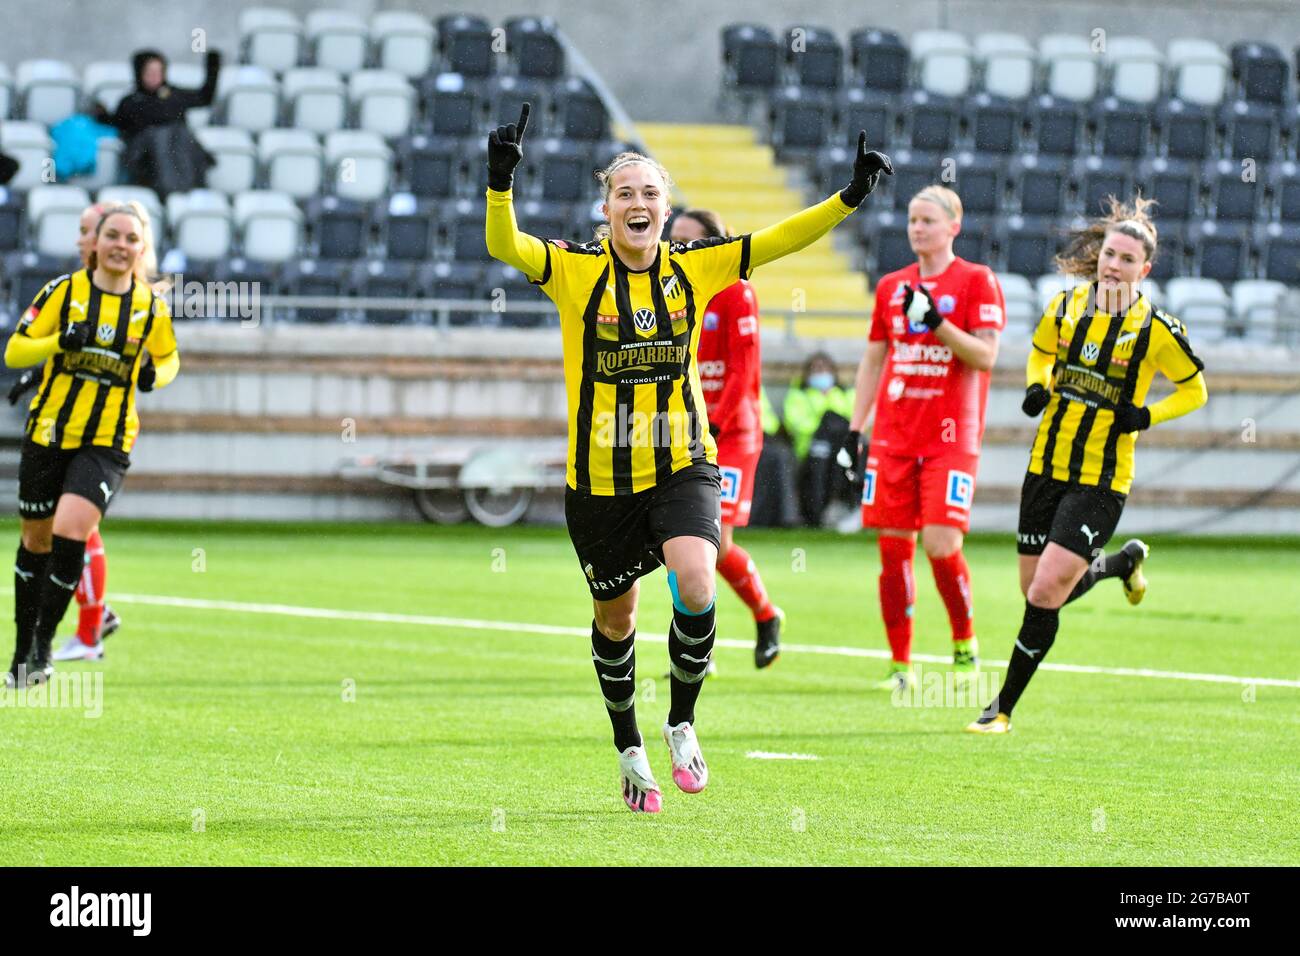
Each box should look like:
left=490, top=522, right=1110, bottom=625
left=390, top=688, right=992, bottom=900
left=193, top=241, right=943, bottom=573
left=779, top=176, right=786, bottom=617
left=715, top=441, right=761, bottom=527
left=860, top=449, right=980, bottom=533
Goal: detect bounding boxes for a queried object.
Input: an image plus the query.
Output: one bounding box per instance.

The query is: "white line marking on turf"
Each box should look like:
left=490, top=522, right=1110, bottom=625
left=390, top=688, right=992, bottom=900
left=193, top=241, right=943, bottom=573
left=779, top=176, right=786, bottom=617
left=104, top=591, right=1300, bottom=690
left=746, top=751, right=820, bottom=761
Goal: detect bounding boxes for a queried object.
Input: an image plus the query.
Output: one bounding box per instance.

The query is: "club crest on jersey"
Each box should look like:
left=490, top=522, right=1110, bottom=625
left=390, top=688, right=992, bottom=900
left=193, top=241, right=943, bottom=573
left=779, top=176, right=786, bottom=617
left=1081, top=341, right=1101, bottom=365
left=633, top=307, right=657, bottom=336
left=96, top=322, right=116, bottom=346
left=703, top=311, right=719, bottom=330
left=938, top=294, right=956, bottom=315
left=660, top=274, right=683, bottom=304
left=945, top=470, right=974, bottom=510
left=719, top=466, right=742, bottom=504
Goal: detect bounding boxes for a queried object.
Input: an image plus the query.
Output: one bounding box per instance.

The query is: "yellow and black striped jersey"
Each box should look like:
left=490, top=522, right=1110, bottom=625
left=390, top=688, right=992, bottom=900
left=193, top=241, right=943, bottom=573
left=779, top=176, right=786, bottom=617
left=15, top=269, right=177, bottom=454
left=1028, top=283, right=1204, bottom=495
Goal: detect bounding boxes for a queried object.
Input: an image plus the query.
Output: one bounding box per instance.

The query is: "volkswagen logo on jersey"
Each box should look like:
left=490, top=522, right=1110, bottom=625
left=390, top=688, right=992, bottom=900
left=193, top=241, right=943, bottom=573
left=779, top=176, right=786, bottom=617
left=96, top=322, right=116, bottom=346
left=1082, top=340, right=1101, bottom=365
left=633, top=308, right=657, bottom=334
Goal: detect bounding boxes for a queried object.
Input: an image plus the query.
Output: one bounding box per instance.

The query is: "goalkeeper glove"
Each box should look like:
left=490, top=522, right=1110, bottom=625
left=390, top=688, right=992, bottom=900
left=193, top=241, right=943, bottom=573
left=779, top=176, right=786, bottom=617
left=902, top=283, right=942, bottom=331
left=1021, top=384, right=1050, bottom=417
left=835, top=430, right=868, bottom=483
left=486, top=102, right=530, bottom=192
left=6, top=369, right=37, bottom=406
left=137, top=354, right=157, bottom=392
left=838, top=131, right=892, bottom=208
left=59, top=319, right=91, bottom=352
left=1111, top=402, right=1151, bottom=433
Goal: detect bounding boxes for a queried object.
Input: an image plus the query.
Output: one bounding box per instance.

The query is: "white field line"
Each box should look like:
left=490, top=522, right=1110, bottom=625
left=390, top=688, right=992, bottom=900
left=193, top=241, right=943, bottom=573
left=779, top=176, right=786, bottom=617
left=746, top=751, right=821, bottom=760
left=100, top=591, right=1300, bottom=690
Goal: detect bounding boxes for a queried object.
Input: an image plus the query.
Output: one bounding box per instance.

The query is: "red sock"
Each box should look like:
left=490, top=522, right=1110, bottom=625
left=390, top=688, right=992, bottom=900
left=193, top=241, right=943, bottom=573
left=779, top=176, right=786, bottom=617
left=717, top=544, right=776, bottom=623
left=929, top=549, right=974, bottom=642
left=76, top=529, right=107, bottom=645
left=878, top=536, right=915, bottom=664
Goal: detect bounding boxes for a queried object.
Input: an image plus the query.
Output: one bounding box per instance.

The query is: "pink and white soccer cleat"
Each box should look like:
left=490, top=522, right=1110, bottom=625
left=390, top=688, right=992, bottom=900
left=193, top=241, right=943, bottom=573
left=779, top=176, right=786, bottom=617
left=618, top=745, right=663, bottom=813
left=663, top=721, right=709, bottom=794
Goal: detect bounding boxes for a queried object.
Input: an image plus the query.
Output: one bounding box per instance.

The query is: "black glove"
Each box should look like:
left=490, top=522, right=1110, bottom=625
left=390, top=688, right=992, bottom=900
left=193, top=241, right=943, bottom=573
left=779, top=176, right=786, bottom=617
left=1111, top=402, right=1151, bottom=434
left=838, top=131, right=893, bottom=208
left=137, top=354, right=157, bottom=392
left=1021, top=384, right=1050, bottom=417
left=487, top=102, right=530, bottom=192
left=902, top=283, right=942, bottom=331
left=59, top=320, right=91, bottom=352
left=835, top=429, right=868, bottom=482
left=6, top=369, right=37, bottom=406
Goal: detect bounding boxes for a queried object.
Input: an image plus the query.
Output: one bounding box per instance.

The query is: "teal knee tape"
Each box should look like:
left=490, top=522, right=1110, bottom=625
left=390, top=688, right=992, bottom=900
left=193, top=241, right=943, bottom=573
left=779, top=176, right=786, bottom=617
left=667, top=570, right=714, bottom=616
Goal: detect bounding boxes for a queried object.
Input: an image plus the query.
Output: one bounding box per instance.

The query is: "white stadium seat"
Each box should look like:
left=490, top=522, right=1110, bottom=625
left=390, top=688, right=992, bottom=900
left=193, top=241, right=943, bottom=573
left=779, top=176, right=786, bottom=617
left=370, top=11, right=435, bottom=79
left=0, top=119, right=53, bottom=190
left=1168, top=38, right=1229, bottom=106
left=995, top=272, right=1037, bottom=332
left=234, top=189, right=303, bottom=263
left=348, top=69, right=415, bottom=138
left=975, top=33, right=1036, bottom=100
left=259, top=129, right=323, bottom=199
left=306, top=10, right=370, bottom=75
left=82, top=61, right=135, bottom=114
left=282, top=67, right=346, bottom=133
left=167, top=189, right=233, bottom=261
left=239, top=7, right=303, bottom=73
left=216, top=65, right=280, bottom=133
left=911, top=30, right=972, bottom=97
left=1039, top=34, right=1099, bottom=102
left=1165, top=277, right=1231, bottom=339
left=1105, top=37, right=1164, bottom=105
left=195, top=126, right=257, bottom=195
left=26, top=184, right=91, bottom=258
left=1141, top=279, right=1163, bottom=305
left=1035, top=273, right=1077, bottom=311
left=16, top=59, right=80, bottom=126
left=0, top=63, right=15, bottom=120
left=1232, top=279, right=1287, bottom=340
left=324, top=130, right=391, bottom=202
left=97, top=185, right=165, bottom=231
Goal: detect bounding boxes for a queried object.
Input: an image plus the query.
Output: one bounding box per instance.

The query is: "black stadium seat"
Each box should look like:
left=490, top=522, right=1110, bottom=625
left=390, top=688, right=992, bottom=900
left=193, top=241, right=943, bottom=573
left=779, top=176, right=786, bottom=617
left=858, top=208, right=911, bottom=276
left=446, top=198, right=490, bottom=262
left=1270, top=160, right=1300, bottom=221
left=1138, top=156, right=1199, bottom=224
left=1189, top=220, right=1250, bottom=281
left=377, top=195, right=439, bottom=261
left=906, top=90, right=961, bottom=153
left=849, top=28, right=908, bottom=93
left=3, top=251, right=79, bottom=314
left=1230, top=41, right=1288, bottom=106
left=420, top=261, right=485, bottom=327
left=1256, top=222, right=1300, bottom=284
left=769, top=86, right=832, bottom=153
left=505, top=16, right=566, bottom=80
left=1204, top=157, right=1263, bottom=221
left=1010, top=154, right=1070, bottom=216
left=965, top=93, right=1022, bottom=154
left=484, top=261, right=553, bottom=328
left=421, top=74, right=484, bottom=138
left=1219, top=99, right=1279, bottom=159
left=1092, top=97, right=1151, bottom=159
left=948, top=153, right=1003, bottom=216
left=530, top=138, right=593, bottom=204
left=1155, top=97, right=1214, bottom=162
left=0, top=192, right=23, bottom=252
left=306, top=196, right=369, bottom=259
left=997, top=215, right=1058, bottom=276
left=783, top=25, right=842, bottom=89
left=436, top=14, right=494, bottom=78
left=885, top=149, right=944, bottom=211
left=400, top=134, right=459, bottom=199
left=835, top=88, right=894, bottom=147
left=351, top=259, right=418, bottom=324
left=1029, top=95, right=1084, bottom=156
left=814, top=145, right=855, bottom=196
left=554, top=77, right=609, bottom=141
left=281, top=258, right=349, bottom=323
left=1146, top=224, right=1186, bottom=281
left=953, top=215, right=991, bottom=263
left=1074, top=155, right=1135, bottom=216
left=514, top=198, right=575, bottom=245
left=484, top=75, right=550, bottom=131
left=722, top=24, right=780, bottom=92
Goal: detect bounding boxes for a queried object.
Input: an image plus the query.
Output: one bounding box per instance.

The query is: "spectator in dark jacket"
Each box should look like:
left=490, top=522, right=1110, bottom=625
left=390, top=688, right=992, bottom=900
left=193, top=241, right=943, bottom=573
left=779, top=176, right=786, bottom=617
left=0, top=150, right=18, bottom=187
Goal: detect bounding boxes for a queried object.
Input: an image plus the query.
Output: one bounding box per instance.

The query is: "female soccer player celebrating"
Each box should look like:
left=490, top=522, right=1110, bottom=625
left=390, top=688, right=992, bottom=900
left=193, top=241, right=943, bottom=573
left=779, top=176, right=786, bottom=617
left=4, top=204, right=179, bottom=686
left=669, top=208, right=783, bottom=669
left=967, top=196, right=1207, bottom=734
left=840, top=185, right=1006, bottom=692
left=486, top=105, right=890, bottom=811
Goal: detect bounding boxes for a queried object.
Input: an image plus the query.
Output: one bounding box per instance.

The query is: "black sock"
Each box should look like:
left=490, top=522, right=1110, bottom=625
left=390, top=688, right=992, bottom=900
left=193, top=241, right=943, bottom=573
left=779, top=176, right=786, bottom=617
left=591, top=623, right=641, bottom=752
left=1064, top=549, right=1137, bottom=605
left=11, top=544, right=49, bottom=669
left=31, top=535, right=86, bottom=656
left=983, top=602, right=1060, bottom=718
left=667, top=602, right=716, bottom=727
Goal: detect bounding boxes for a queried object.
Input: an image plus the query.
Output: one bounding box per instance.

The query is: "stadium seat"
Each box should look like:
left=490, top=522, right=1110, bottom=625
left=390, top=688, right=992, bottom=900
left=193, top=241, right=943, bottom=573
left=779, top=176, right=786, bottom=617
left=400, top=133, right=460, bottom=199
left=25, top=184, right=89, bottom=258
left=1010, top=153, right=1070, bottom=216
left=948, top=153, right=1003, bottom=216
left=814, top=144, right=855, bottom=197
left=911, top=30, right=972, bottom=97
left=1204, top=157, right=1262, bottom=221
left=858, top=208, right=911, bottom=275
left=0, top=63, right=12, bottom=120
left=1230, top=42, right=1288, bottom=106
left=1219, top=98, right=1279, bottom=159
left=1035, top=273, right=1076, bottom=310
left=531, top=137, right=593, bottom=204
left=1255, top=222, right=1300, bottom=285
left=16, top=59, right=79, bottom=126
left=1189, top=219, right=1250, bottom=281
left=1105, top=36, right=1164, bottom=104
left=905, top=90, right=961, bottom=153
left=259, top=129, right=322, bottom=199
left=996, top=272, right=1037, bottom=331
left=420, top=260, right=485, bottom=327
left=485, top=260, right=553, bottom=328
left=234, top=190, right=301, bottom=263
left=377, top=191, right=438, bottom=260
left=769, top=86, right=832, bottom=154
left=555, top=77, right=608, bottom=141
left=1231, top=277, right=1287, bottom=339
left=210, top=256, right=279, bottom=322
left=306, top=194, right=369, bottom=258
left=514, top=198, right=575, bottom=245
left=722, top=24, right=781, bottom=92
left=1168, top=38, right=1230, bottom=106
left=1270, top=160, right=1300, bottom=221
left=0, top=120, right=53, bottom=191
left=282, top=68, right=346, bottom=134
left=997, top=215, right=1059, bottom=276
left=82, top=61, right=134, bottom=114
left=974, top=32, right=1036, bottom=100
left=436, top=14, right=494, bottom=79
left=239, top=7, right=302, bottom=72
left=1092, top=97, right=1151, bottom=159
left=884, top=149, right=943, bottom=211
left=446, top=198, right=490, bottom=262
left=952, top=215, right=992, bottom=263
left=1028, top=95, right=1083, bottom=155
left=1074, top=155, right=1135, bottom=217
left=215, top=65, right=280, bottom=133
left=351, top=259, right=419, bottom=324
left=281, top=257, right=350, bottom=323
left=0, top=190, right=20, bottom=252
left=167, top=189, right=234, bottom=261
left=783, top=25, right=842, bottom=89
left=305, top=9, right=368, bottom=75
left=421, top=72, right=483, bottom=138
left=849, top=28, right=908, bottom=93
left=1165, top=276, right=1232, bottom=339
left=1137, top=156, right=1199, bottom=223
left=348, top=70, right=415, bottom=139
left=1038, top=34, right=1100, bottom=102
left=371, top=11, right=436, bottom=79
left=97, top=185, right=165, bottom=232
left=3, top=250, right=80, bottom=312
left=324, top=130, right=391, bottom=202
left=1147, top=223, right=1187, bottom=281
left=195, top=126, right=257, bottom=195
left=506, top=17, right=565, bottom=80
left=835, top=88, right=894, bottom=148
left=965, top=92, right=1022, bottom=154
left=1140, top=279, right=1164, bottom=304
left=1155, top=97, right=1214, bottom=161
left=485, top=76, right=550, bottom=134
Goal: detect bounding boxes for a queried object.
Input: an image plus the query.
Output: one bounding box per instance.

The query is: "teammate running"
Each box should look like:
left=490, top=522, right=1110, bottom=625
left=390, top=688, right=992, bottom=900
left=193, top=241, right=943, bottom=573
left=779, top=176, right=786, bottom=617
left=486, top=104, right=890, bottom=811
left=839, top=186, right=1005, bottom=691
left=968, top=196, right=1207, bottom=734
left=669, top=208, right=783, bottom=669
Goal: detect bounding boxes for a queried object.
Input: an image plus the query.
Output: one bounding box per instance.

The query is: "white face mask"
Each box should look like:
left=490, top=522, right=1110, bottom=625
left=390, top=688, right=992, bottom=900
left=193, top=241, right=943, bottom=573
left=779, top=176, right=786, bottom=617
left=808, top=372, right=834, bottom=392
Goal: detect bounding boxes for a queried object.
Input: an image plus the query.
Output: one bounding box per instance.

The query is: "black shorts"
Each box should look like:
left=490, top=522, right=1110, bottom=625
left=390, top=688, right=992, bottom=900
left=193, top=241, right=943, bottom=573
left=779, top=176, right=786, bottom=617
left=18, top=440, right=130, bottom=520
left=565, top=463, right=722, bottom=599
left=1017, top=471, right=1126, bottom=560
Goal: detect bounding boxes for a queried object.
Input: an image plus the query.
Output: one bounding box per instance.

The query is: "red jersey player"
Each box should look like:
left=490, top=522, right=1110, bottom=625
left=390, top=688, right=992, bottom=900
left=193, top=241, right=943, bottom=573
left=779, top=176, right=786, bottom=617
left=671, top=209, right=783, bottom=668
left=839, top=186, right=1005, bottom=691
